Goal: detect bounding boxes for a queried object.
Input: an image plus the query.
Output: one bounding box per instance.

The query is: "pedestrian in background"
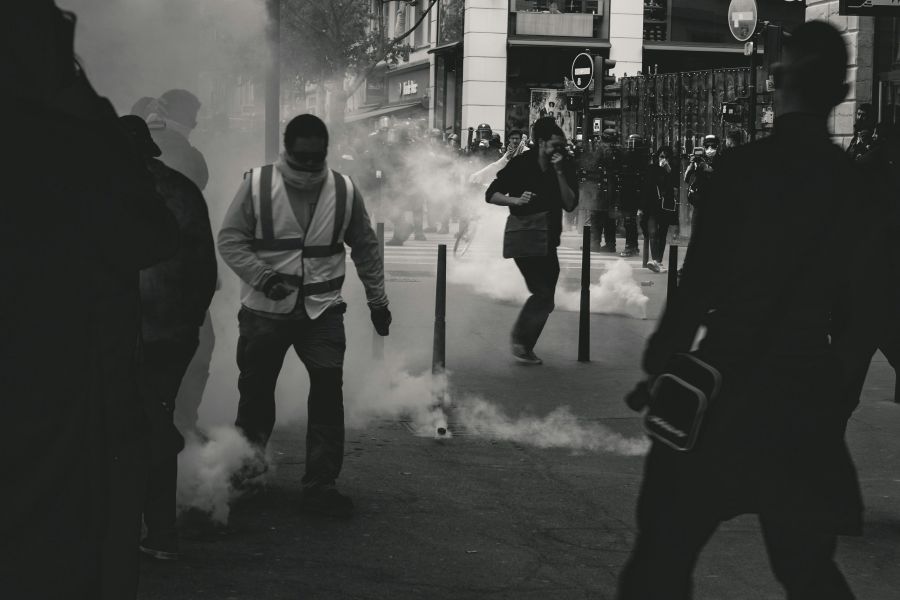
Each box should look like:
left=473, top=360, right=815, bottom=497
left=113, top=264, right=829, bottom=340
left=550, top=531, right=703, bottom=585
left=846, top=102, right=875, bottom=161
left=119, top=115, right=217, bottom=562
left=218, top=114, right=391, bottom=517
left=2, top=4, right=179, bottom=598
left=619, top=21, right=864, bottom=599
left=642, top=146, right=678, bottom=273
left=486, top=117, right=578, bottom=365
left=618, top=135, right=649, bottom=257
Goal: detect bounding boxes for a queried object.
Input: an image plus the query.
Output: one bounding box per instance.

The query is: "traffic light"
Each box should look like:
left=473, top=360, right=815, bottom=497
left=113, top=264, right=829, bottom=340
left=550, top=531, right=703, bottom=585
left=566, top=94, right=584, bottom=111
left=592, top=57, right=616, bottom=107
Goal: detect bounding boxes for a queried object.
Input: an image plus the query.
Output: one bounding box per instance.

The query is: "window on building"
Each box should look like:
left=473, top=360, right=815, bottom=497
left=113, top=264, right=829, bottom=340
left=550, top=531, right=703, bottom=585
left=438, top=0, right=464, bottom=45
left=511, top=0, right=600, bottom=13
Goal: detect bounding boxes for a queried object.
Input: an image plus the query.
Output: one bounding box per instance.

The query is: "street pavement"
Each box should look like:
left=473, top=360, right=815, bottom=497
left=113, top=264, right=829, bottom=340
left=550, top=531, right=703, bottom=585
left=138, top=233, right=900, bottom=600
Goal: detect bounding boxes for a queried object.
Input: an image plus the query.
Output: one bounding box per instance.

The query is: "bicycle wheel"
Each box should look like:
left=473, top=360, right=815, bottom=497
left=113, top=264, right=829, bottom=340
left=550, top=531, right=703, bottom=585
left=454, top=220, right=478, bottom=257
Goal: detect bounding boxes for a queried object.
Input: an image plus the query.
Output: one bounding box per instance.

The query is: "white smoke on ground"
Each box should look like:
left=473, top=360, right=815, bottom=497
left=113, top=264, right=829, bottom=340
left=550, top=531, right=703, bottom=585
left=454, top=397, right=649, bottom=456
left=176, top=426, right=258, bottom=524
left=449, top=210, right=649, bottom=319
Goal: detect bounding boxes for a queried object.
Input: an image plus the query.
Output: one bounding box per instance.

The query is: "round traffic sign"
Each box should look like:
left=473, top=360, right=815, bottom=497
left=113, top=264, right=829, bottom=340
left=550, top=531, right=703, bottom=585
left=571, top=52, right=594, bottom=91
left=727, top=0, right=758, bottom=43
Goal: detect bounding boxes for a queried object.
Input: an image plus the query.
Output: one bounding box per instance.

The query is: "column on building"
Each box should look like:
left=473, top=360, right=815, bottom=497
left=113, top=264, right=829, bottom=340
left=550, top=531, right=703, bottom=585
left=462, top=0, right=509, bottom=141
left=806, top=0, right=874, bottom=148
left=609, top=0, right=643, bottom=77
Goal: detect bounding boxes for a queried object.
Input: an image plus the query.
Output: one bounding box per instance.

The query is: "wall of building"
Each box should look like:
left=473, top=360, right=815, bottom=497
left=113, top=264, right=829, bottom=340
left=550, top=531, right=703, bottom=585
left=462, top=0, right=509, bottom=139
left=806, top=0, right=874, bottom=147
left=608, top=0, right=643, bottom=77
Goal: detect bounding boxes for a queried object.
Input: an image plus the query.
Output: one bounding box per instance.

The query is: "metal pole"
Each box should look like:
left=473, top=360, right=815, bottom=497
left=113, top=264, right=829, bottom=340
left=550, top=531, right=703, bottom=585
left=433, top=244, right=447, bottom=374
left=265, top=0, right=281, bottom=163
left=642, top=222, right=650, bottom=268
left=578, top=226, right=591, bottom=362
left=374, top=222, right=385, bottom=360
left=749, top=36, right=758, bottom=144
left=667, top=244, right=679, bottom=304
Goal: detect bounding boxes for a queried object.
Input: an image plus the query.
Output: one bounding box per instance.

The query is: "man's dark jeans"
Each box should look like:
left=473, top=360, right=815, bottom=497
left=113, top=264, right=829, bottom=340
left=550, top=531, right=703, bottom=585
left=234, top=307, right=346, bottom=490
left=139, top=338, right=199, bottom=544
left=512, top=250, right=560, bottom=351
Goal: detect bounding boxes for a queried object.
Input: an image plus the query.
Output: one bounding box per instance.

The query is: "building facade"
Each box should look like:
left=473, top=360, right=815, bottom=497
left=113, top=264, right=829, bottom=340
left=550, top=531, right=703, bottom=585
left=341, top=0, right=899, bottom=149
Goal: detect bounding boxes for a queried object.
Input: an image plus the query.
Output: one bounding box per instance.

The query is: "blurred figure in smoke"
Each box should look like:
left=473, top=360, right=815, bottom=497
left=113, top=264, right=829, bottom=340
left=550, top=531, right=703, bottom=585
left=486, top=117, right=578, bottom=365
left=218, top=114, right=391, bottom=517
left=619, top=21, right=865, bottom=599
left=147, top=89, right=217, bottom=439
left=642, top=146, right=678, bottom=273
left=1, top=3, right=179, bottom=598
left=618, top=134, right=649, bottom=257
left=119, top=115, right=217, bottom=562
left=150, top=89, right=208, bottom=191
left=591, top=128, right=622, bottom=253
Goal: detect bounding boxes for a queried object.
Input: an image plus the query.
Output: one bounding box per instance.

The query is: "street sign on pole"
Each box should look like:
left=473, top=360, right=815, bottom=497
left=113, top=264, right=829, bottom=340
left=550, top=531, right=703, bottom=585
left=728, top=0, right=758, bottom=43
left=571, top=52, right=594, bottom=91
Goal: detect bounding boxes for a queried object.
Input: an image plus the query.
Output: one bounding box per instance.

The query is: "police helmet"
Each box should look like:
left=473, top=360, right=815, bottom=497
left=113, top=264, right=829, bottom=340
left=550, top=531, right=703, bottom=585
left=702, top=134, right=720, bottom=148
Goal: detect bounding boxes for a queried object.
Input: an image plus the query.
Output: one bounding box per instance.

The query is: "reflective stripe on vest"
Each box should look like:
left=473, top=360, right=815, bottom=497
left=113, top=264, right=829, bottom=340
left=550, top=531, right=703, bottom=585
left=239, top=167, right=354, bottom=317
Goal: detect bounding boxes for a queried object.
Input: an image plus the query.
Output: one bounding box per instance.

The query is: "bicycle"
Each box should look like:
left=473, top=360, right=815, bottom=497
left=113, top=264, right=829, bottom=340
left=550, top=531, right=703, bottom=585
left=453, top=214, right=479, bottom=257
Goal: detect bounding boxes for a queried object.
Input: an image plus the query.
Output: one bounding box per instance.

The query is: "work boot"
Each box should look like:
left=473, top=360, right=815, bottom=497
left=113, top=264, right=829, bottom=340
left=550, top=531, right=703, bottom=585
left=619, top=246, right=640, bottom=258
left=300, top=485, right=354, bottom=518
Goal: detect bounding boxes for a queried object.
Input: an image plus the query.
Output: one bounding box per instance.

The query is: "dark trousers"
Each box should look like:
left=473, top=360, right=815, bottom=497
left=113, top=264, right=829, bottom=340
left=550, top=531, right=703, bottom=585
left=623, top=209, right=639, bottom=250
left=511, top=250, right=560, bottom=351
left=618, top=447, right=854, bottom=600
left=641, top=214, right=670, bottom=262
left=589, top=210, right=617, bottom=249
left=234, top=307, right=346, bottom=489
left=139, top=339, right=198, bottom=543
left=174, top=312, right=214, bottom=436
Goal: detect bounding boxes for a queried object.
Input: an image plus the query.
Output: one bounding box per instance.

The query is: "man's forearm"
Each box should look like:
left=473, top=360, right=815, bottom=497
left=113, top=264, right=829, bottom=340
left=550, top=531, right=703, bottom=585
left=488, top=192, right=519, bottom=207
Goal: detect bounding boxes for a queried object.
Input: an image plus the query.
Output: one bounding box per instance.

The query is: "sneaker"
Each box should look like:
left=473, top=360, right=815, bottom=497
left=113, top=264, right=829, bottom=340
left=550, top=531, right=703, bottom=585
left=300, top=486, right=354, bottom=518
left=511, top=344, right=543, bottom=365
left=647, top=260, right=660, bottom=273
left=619, top=247, right=640, bottom=258
left=140, top=537, right=179, bottom=561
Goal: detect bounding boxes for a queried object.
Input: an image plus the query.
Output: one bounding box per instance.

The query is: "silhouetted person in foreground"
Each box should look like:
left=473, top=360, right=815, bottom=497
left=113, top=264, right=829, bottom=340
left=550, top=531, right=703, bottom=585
left=619, top=21, right=863, bottom=599
left=1, top=4, right=178, bottom=598
left=120, top=115, right=217, bottom=562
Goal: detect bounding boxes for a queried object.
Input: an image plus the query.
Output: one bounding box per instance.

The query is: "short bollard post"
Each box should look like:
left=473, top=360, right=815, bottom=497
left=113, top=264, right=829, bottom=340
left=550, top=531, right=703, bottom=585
left=433, top=244, right=447, bottom=374
left=373, top=222, right=385, bottom=360
left=666, top=244, right=679, bottom=304
left=894, top=375, right=899, bottom=405
left=578, top=226, right=591, bottom=362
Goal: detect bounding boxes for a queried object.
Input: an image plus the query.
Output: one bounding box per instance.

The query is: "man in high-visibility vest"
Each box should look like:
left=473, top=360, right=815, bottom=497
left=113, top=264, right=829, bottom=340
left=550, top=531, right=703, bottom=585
left=218, top=114, right=391, bottom=517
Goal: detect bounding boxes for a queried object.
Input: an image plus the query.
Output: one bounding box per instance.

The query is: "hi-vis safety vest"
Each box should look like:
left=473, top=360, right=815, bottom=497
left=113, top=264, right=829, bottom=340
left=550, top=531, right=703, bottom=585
left=240, top=165, right=353, bottom=318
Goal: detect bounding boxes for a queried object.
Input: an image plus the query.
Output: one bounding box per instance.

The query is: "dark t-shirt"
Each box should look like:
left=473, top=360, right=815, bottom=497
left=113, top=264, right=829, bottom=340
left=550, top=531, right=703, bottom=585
left=485, top=150, right=577, bottom=246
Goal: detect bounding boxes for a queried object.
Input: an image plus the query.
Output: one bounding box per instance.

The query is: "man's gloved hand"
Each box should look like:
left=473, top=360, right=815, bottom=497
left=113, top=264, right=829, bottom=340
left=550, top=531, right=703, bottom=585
left=370, top=305, right=392, bottom=336
left=262, top=274, right=296, bottom=301
left=624, top=379, right=653, bottom=412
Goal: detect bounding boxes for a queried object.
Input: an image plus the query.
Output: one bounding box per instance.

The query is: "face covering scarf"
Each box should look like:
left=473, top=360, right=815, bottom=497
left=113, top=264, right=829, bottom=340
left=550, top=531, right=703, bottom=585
left=275, top=151, right=329, bottom=190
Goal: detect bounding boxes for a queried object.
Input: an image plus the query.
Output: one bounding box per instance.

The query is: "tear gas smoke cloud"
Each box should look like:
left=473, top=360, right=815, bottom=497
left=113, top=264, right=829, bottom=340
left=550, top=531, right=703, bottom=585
left=449, top=211, right=649, bottom=319
left=177, top=426, right=257, bottom=524
left=455, top=397, right=650, bottom=456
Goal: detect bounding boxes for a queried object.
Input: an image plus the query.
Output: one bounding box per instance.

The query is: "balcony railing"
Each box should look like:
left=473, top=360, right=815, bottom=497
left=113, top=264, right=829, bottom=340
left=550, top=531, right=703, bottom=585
left=509, top=1, right=603, bottom=38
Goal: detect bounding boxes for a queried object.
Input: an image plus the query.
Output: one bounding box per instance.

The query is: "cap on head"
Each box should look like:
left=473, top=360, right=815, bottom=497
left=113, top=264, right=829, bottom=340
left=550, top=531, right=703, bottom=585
left=119, top=115, right=162, bottom=158
left=703, top=134, right=720, bottom=148
left=158, top=89, right=201, bottom=127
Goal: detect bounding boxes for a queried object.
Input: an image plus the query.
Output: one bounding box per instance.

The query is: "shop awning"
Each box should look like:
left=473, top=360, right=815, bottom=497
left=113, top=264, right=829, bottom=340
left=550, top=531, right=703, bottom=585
left=428, top=41, right=462, bottom=55
left=508, top=36, right=610, bottom=48
left=345, top=101, right=424, bottom=123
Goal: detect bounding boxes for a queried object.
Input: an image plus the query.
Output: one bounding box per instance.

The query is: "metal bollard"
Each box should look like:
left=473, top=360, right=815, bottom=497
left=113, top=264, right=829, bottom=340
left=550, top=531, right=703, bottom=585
left=433, top=244, right=447, bottom=374
left=895, top=374, right=899, bottom=405
left=666, top=244, right=679, bottom=304
left=373, top=222, right=385, bottom=360
left=578, top=226, right=591, bottom=362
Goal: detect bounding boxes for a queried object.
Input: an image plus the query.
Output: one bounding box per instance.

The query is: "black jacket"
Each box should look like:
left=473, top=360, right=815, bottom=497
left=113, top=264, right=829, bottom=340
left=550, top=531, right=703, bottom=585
left=140, top=159, right=217, bottom=343
left=643, top=113, right=865, bottom=534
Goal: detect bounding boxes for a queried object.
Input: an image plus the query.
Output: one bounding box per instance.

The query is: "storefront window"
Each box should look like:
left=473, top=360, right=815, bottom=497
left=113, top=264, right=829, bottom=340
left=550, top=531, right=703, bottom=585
left=669, top=0, right=802, bottom=45
left=511, top=0, right=600, bottom=13
left=438, top=0, right=464, bottom=45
